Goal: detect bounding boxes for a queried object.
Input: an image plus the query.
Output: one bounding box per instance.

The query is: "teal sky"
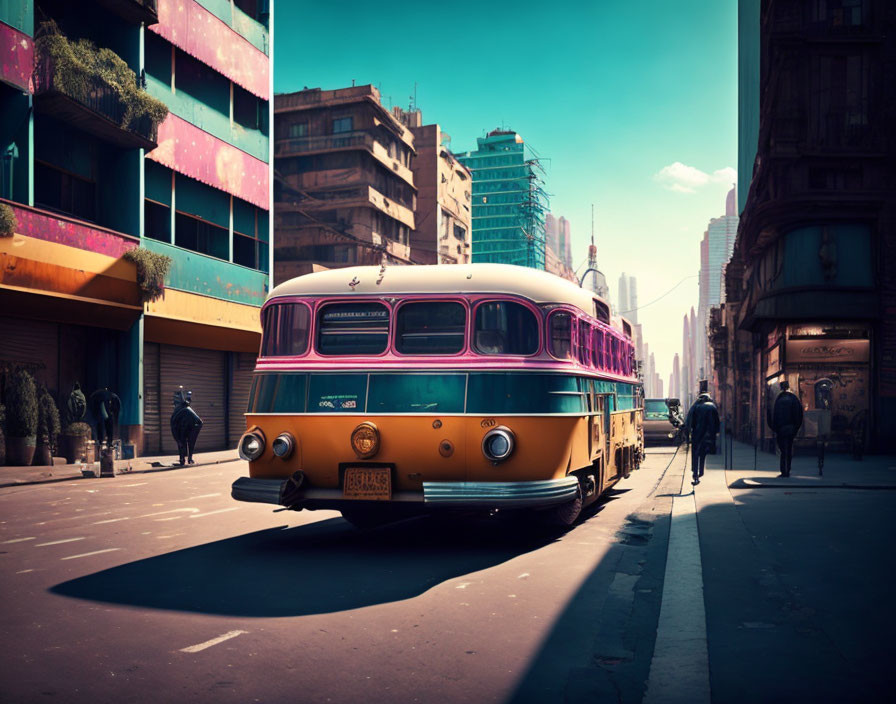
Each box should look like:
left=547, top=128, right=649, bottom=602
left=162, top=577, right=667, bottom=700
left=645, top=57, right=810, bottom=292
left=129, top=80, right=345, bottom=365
left=274, top=0, right=738, bottom=384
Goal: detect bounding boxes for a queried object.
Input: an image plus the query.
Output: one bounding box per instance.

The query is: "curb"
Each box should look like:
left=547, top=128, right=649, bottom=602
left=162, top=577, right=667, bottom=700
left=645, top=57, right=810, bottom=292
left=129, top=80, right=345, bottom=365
left=730, top=478, right=896, bottom=491
left=0, top=455, right=240, bottom=489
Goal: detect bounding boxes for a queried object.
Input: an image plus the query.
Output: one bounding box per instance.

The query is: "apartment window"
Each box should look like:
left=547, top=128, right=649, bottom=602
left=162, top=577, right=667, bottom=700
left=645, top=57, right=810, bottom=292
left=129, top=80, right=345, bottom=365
left=234, top=85, right=262, bottom=131
left=453, top=224, right=466, bottom=241
left=34, top=161, right=96, bottom=221
left=332, top=117, right=353, bottom=134
left=288, top=122, right=308, bottom=138
left=175, top=212, right=229, bottom=260
left=144, top=200, right=171, bottom=242
left=176, top=51, right=229, bottom=117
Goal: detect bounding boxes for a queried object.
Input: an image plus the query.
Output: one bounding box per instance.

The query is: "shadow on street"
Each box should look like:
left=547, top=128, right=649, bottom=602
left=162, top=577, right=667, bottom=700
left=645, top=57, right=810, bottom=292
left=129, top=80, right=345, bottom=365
left=50, top=513, right=565, bottom=617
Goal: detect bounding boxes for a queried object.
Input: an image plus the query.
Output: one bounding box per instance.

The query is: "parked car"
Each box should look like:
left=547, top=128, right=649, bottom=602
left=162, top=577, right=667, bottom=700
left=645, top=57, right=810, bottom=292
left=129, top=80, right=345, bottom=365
left=643, top=397, right=684, bottom=445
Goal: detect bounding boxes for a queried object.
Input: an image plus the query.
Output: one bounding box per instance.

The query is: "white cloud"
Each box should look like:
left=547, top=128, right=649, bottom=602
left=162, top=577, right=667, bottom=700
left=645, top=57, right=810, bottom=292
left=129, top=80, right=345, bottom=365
left=654, top=162, right=736, bottom=194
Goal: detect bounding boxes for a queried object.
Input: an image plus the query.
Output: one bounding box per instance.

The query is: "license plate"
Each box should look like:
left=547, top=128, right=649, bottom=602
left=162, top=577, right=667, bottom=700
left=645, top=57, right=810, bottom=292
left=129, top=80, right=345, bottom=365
left=343, top=467, right=392, bottom=500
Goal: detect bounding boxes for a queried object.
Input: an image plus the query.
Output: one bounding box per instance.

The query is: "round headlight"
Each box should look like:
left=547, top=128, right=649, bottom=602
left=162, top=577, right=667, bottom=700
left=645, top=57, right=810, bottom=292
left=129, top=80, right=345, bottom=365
left=272, top=433, right=295, bottom=459
left=351, top=422, right=380, bottom=459
left=482, top=426, right=515, bottom=463
left=239, top=431, right=265, bottom=461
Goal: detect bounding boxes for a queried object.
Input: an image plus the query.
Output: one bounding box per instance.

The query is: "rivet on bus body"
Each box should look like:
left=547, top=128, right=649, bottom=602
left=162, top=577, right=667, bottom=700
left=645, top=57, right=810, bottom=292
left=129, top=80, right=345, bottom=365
left=432, top=419, right=442, bottom=429
left=439, top=440, right=454, bottom=457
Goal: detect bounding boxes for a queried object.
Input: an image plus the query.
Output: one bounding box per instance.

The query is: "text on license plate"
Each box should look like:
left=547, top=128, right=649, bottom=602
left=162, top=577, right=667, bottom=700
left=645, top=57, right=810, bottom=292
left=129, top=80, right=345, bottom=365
left=343, top=467, right=392, bottom=500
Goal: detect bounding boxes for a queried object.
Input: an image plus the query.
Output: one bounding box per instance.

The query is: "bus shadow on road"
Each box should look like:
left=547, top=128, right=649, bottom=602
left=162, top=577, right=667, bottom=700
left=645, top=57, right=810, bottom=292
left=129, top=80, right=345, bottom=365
left=49, top=514, right=560, bottom=617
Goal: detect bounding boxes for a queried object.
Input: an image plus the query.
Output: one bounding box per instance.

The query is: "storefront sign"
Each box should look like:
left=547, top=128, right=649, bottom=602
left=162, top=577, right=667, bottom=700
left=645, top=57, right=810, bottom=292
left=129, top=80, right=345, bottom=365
left=785, top=339, right=870, bottom=364
left=766, top=343, right=782, bottom=376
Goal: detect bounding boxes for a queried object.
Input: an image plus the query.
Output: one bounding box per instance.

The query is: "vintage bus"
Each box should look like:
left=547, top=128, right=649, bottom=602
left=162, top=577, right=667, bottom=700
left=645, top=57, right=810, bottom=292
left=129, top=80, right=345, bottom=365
left=231, top=264, right=643, bottom=528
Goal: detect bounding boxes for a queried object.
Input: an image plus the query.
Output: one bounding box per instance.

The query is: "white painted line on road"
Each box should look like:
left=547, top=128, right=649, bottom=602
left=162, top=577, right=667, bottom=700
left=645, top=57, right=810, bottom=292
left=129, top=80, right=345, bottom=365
left=644, top=482, right=711, bottom=704
left=119, top=482, right=148, bottom=487
left=139, top=508, right=199, bottom=518
left=93, top=517, right=131, bottom=525
left=455, top=582, right=472, bottom=590
left=180, top=630, right=248, bottom=653
left=17, top=569, right=35, bottom=573
left=3, top=537, right=36, bottom=544
left=189, top=507, right=239, bottom=519
left=155, top=516, right=183, bottom=522
left=61, top=548, right=122, bottom=561
left=157, top=533, right=185, bottom=539
left=36, top=537, right=85, bottom=547
left=175, top=493, right=222, bottom=502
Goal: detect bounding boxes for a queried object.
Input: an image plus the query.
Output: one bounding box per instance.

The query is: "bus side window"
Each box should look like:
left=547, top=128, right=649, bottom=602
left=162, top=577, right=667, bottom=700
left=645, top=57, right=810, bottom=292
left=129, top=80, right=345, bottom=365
left=549, top=311, right=572, bottom=360
left=261, top=303, right=311, bottom=356
left=474, top=301, right=538, bottom=355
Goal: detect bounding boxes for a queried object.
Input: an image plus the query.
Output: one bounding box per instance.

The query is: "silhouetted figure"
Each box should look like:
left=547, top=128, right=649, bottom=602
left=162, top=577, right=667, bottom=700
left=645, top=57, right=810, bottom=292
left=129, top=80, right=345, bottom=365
left=170, top=388, right=202, bottom=465
left=88, top=388, right=121, bottom=447
left=768, top=380, right=803, bottom=477
left=685, top=393, right=720, bottom=486
left=65, top=381, right=87, bottom=427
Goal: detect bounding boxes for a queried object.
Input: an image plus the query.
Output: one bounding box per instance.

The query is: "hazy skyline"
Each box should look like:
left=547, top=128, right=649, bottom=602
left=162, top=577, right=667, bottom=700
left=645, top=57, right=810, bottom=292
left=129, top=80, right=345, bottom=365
left=274, top=0, right=738, bottom=382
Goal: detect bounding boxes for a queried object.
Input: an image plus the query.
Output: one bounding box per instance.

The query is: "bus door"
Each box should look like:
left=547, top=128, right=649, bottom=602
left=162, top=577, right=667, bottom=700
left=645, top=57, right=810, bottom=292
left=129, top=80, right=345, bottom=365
left=595, top=393, right=613, bottom=484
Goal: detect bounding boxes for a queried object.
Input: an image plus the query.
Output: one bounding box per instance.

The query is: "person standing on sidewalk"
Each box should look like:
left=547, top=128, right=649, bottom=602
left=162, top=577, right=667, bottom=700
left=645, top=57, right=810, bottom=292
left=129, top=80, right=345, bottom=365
left=684, top=393, right=720, bottom=486
left=768, top=380, right=803, bottom=477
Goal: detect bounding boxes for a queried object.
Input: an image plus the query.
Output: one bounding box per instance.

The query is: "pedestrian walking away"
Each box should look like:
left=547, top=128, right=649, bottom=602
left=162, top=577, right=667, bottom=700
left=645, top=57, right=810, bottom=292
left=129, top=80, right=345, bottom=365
left=768, top=380, right=804, bottom=477
left=684, top=392, right=720, bottom=486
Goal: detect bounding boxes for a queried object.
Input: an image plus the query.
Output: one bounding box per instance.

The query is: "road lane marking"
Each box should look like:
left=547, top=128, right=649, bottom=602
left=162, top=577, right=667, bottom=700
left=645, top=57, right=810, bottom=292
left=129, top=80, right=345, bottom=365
left=93, top=517, right=131, bottom=525
left=189, top=507, right=239, bottom=519
left=119, top=483, right=148, bottom=487
left=157, top=533, right=185, bottom=539
left=61, top=548, right=122, bottom=561
left=180, top=630, right=248, bottom=653
left=643, top=481, right=711, bottom=704
left=3, top=537, right=36, bottom=544
left=17, top=569, right=35, bottom=573
left=455, top=582, right=472, bottom=590
left=139, top=508, right=199, bottom=518
left=155, top=516, right=183, bottom=522
left=175, top=493, right=222, bottom=501
left=36, top=537, right=85, bottom=547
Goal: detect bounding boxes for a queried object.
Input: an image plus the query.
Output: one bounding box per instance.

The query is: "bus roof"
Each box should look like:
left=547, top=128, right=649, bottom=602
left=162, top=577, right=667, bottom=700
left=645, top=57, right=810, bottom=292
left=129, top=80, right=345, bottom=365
left=270, top=263, right=610, bottom=319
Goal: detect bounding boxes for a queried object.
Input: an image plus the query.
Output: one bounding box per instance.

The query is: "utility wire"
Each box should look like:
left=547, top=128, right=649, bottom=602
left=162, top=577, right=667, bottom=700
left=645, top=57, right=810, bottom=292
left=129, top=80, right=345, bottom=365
left=619, top=274, right=698, bottom=315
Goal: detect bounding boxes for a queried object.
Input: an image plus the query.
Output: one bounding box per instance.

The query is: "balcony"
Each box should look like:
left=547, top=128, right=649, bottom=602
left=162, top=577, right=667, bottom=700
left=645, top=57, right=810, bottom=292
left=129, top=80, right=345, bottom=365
left=94, top=0, right=159, bottom=26
left=275, top=132, right=373, bottom=157
left=32, top=27, right=168, bottom=150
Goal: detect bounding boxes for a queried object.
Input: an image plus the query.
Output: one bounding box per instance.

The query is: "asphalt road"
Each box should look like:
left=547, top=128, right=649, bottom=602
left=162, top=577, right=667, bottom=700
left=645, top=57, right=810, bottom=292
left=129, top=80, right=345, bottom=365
left=3, top=447, right=893, bottom=703
left=0, top=450, right=683, bottom=704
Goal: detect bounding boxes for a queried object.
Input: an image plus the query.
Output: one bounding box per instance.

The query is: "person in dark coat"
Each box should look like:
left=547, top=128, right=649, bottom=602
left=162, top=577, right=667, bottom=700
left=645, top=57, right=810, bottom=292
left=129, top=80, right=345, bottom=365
left=171, top=387, right=203, bottom=465
left=768, top=380, right=803, bottom=477
left=684, top=393, right=720, bottom=486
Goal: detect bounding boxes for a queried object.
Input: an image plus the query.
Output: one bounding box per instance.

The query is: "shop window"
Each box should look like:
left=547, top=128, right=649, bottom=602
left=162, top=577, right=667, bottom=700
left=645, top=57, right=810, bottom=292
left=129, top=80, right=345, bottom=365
left=35, top=161, right=96, bottom=221
left=332, top=117, right=353, bottom=134
left=474, top=301, right=538, bottom=355
left=144, top=200, right=170, bottom=242
left=174, top=212, right=229, bottom=260
left=396, top=302, right=466, bottom=355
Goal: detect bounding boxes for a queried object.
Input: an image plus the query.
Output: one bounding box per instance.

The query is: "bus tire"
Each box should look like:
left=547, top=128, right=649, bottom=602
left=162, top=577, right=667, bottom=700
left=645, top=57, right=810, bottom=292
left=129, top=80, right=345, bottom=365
left=540, top=482, right=583, bottom=528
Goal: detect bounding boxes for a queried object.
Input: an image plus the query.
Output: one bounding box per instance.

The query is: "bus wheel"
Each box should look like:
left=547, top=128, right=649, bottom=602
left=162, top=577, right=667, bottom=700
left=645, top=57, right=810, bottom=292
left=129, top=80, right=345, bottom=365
left=540, top=483, right=583, bottom=528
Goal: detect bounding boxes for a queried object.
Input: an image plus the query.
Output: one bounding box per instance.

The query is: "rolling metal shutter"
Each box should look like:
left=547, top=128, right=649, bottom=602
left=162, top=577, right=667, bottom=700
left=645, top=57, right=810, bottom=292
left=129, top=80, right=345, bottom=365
left=159, top=344, right=226, bottom=454
left=142, top=342, right=161, bottom=454
left=228, top=352, right=257, bottom=446
left=0, top=316, right=59, bottom=394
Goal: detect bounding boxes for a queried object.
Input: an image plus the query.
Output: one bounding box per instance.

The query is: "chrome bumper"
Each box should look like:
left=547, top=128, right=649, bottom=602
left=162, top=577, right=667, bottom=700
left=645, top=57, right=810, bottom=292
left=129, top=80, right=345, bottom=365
left=231, top=476, right=580, bottom=509
left=422, top=477, right=580, bottom=508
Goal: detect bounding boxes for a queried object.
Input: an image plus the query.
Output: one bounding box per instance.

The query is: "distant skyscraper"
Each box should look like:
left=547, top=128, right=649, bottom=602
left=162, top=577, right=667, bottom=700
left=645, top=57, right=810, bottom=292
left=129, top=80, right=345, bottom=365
left=697, top=186, right=738, bottom=377
left=629, top=276, right=639, bottom=324
left=559, top=217, right=573, bottom=270
left=618, top=273, right=629, bottom=316
left=672, top=353, right=681, bottom=400
left=682, top=314, right=692, bottom=406
left=544, top=213, right=561, bottom=275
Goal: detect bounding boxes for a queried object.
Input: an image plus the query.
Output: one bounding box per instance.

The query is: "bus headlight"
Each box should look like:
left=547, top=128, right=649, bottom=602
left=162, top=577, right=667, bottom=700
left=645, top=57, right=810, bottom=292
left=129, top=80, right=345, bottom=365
left=272, top=432, right=295, bottom=459
left=239, top=430, right=266, bottom=461
left=482, top=427, right=515, bottom=463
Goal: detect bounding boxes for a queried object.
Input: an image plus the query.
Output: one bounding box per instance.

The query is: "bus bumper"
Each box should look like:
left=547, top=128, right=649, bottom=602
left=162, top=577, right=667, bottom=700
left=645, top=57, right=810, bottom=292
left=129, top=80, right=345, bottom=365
left=231, top=475, right=580, bottom=509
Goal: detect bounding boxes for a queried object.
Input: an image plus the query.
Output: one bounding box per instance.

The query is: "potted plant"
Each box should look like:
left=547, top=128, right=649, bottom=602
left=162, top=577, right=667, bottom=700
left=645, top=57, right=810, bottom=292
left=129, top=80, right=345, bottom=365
left=0, top=203, right=16, bottom=238
left=0, top=402, right=6, bottom=466
left=34, top=386, right=61, bottom=466
left=4, top=368, right=38, bottom=466
left=58, top=381, right=89, bottom=463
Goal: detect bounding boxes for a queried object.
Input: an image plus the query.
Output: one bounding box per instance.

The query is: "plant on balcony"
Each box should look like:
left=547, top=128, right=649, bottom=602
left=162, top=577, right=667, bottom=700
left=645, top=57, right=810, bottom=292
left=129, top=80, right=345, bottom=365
left=123, top=246, right=172, bottom=302
left=35, top=20, right=168, bottom=137
left=0, top=203, right=16, bottom=237
left=4, top=367, right=38, bottom=466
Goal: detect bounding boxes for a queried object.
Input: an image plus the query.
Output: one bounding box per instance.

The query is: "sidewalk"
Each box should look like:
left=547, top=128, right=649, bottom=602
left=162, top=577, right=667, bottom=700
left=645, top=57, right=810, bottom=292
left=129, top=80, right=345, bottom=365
left=0, top=449, right=240, bottom=488
left=713, top=438, right=896, bottom=489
